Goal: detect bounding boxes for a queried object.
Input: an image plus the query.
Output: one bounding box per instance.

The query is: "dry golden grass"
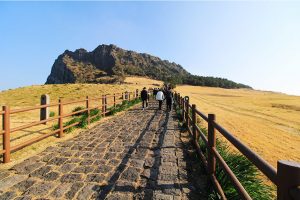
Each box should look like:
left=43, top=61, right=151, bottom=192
left=0, top=76, right=162, bottom=168
left=3, top=76, right=298, bottom=171
left=176, top=85, right=300, bottom=168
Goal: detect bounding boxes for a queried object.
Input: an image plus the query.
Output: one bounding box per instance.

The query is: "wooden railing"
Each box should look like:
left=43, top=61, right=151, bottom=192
left=174, top=92, right=300, bottom=200
left=1, top=90, right=139, bottom=164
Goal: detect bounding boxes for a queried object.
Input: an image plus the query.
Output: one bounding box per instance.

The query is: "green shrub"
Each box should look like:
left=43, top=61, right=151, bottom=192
left=109, top=98, right=142, bottom=115
left=72, top=106, right=86, bottom=116
left=63, top=117, right=81, bottom=133
left=90, top=108, right=101, bottom=123
left=49, top=111, right=55, bottom=117
left=90, top=108, right=100, bottom=116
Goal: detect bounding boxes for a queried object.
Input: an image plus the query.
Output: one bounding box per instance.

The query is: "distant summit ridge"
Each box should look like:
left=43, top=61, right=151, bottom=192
left=46, top=44, right=251, bottom=89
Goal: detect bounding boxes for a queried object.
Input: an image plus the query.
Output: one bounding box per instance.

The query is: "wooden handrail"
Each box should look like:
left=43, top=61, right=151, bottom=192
left=10, top=130, right=60, bottom=152
left=10, top=116, right=60, bottom=133
left=213, top=147, right=252, bottom=200
left=195, top=108, right=209, bottom=122
left=10, top=103, right=59, bottom=114
left=1, top=90, right=137, bottom=164
left=60, top=98, right=86, bottom=106
left=213, top=120, right=277, bottom=184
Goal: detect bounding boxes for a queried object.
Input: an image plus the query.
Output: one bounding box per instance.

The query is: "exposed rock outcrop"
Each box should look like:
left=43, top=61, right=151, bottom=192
left=46, top=44, right=189, bottom=84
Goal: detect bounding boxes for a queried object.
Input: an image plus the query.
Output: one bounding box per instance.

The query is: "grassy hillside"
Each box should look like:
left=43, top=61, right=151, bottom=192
left=176, top=85, right=300, bottom=168
left=0, top=77, right=299, bottom=171
left=0, top=77, right=162, bottom=168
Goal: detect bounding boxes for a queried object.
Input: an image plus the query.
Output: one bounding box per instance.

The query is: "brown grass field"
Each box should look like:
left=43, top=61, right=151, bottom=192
left=0, top=77, right=162, bottom=169
left=176, top=85, right=300, bottom=168
left=0, top=77, right=299, bottom=172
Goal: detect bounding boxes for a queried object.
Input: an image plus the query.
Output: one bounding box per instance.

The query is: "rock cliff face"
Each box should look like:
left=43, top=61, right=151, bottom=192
left=46, top=44, right=189, bottom=84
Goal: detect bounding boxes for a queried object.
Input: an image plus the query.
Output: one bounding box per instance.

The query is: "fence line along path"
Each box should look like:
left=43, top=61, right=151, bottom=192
left=0, top=101, right=207, bottom=200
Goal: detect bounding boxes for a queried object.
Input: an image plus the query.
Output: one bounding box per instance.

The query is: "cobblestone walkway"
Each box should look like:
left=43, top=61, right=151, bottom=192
left=0, top=102, right=207, bottom=200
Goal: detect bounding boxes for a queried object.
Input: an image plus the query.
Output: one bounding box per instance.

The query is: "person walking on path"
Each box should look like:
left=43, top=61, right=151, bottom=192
left=148, top=89, right=151, bottom=101
left=153, top=88, right=158, bottom=100
left=156, top=88, right=165, bottom=110
left=141, top=87, right=148, bottom=110
left=165, top=87, right=173, bottom=112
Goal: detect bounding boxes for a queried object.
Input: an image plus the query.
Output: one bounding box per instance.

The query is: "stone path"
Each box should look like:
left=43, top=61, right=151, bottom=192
left=0, top=102, right=207, bottom=200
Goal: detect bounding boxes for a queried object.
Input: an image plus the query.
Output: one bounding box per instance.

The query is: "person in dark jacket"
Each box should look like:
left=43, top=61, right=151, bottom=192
left=165, top=87, right=173, bottom=112
left=153, top=88, right=158, bottom=99
left=141, top=87, right=148, bottom=110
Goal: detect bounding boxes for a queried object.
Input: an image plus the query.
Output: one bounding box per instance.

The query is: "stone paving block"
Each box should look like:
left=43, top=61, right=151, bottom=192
left=86, top=173, right=106, bottom=183
left=94, top=165, right=112, bottom=174
left=0, top=171, right=11, bottom=181
left=42, top=171, right=60, bottom=181
left=12, top=162, right=44, bottom=175
left=114, top=180, right=136, bottom=192
left=29, top=166, right=52, bottom=178
left=61, top=151, right=74, bottom=157
left=58, top=163, right=76, bottom=173
left=0, top=175, right=27, bottom=192
left=24, top=182, right=54, bottom=196
left=12, top=178, right=36, bottom=193
left=153, top=193, right=173, bottom=200
left=0, top=191, right=17, bottom=200
left=144, top=157, right=155, bottom=168
left=65, top=182, right=84, bottom=199
left=72, top=166, right=95, bottom=174
left=49, top=183, right=72, bottom=198
left=105, top=192, right=133, bottom=200
left=14, top=195, right=32, bottom=200
left=93, top=159, right=106, bottom=166
left=108, top=159, right=121, bottom=166
left=47, top=157, right=68, bottom=166
left=120, top=167, right=140, bottom=182
left=129, top=159, right=144, bottom=169
left=60, top=173, right=83, bottom=183
left=76, top=183, right=96, bottom=200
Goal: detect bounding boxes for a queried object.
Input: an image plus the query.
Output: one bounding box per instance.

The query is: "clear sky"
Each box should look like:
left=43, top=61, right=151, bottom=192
left=1, top=2, right=300, bottom=95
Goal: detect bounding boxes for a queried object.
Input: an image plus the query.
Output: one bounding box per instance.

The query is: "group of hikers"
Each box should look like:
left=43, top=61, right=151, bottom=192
left=140, top=86, right=173, bottom=111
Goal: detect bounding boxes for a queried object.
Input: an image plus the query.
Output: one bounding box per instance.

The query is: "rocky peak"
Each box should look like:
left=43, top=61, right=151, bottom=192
left=46, top=44, right=190, bottom=84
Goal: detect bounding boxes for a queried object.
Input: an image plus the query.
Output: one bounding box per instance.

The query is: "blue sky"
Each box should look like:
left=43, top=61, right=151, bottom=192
left=0, top=2, right=300, bottom=95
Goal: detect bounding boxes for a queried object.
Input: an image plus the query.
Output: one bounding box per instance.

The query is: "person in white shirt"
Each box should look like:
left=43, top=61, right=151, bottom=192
left=156, top=89, right=165, bottom=110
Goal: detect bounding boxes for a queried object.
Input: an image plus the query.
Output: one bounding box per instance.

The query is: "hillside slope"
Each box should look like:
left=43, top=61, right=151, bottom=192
left=46, top=44, right=251, bottom=89
left=1, top=79, right=298, bottom=169
left=176, top=85, right=300, bottom=168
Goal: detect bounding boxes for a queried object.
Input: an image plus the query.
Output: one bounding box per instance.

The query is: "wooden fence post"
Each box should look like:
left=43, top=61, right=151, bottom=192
left=40, top=94, right=50, bottom=125
left=105, top=95, right=107, bottom=114
left=2, top=106, right=11, bottom=163
left=277, top=160, right=300, bottom=200
left=208, top=114, right=216, bottom=178
left=185, top=96, right=190, bottom=128
left=58, top=99, right=64, bottom=138
left=113, top=93, right=116, bottom=108
left=102, top=95, right=105, bottom=117
left=122, top=92, right=125, bottom=101
left=192, top=104, right=197, bottom=141
left=86, top=96, right=90, bottom=125
left=136, top=89, right=139, bottom=99
left=182, top=97, right=185, bottom=122
left=128, top=92, right=131, bottom=101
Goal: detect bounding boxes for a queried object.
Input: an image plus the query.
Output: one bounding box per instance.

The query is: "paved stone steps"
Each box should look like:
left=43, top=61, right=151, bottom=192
left=0, top=102, right=207, bottom=200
